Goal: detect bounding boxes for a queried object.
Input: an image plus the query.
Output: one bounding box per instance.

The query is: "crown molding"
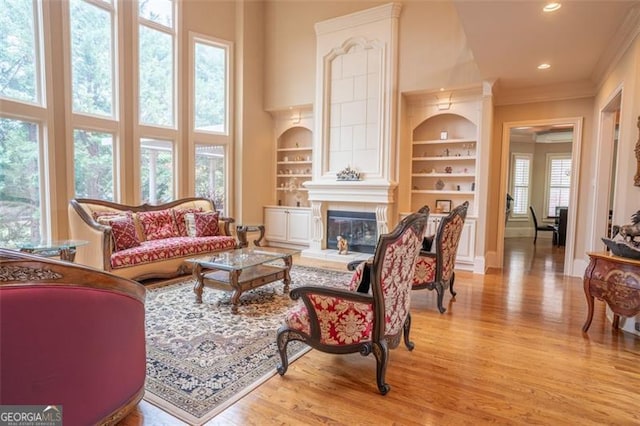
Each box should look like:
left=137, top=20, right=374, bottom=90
left=493, top=79, right=596, bottom=106
left=592, top=4, right=640, bottom=88
left=314, top=2, right=402, bottom=36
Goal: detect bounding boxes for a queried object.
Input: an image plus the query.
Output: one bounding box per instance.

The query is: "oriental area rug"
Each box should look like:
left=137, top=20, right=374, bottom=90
left=143, top=264, right=353, bottom=425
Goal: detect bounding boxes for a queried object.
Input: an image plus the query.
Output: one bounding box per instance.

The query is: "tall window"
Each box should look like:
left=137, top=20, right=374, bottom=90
left=546, top=154, right=571, bottom=217
left=194, top=40, right=227, bottom=133
left=1, top=0, right=42, bottom=103
left=0, top=118, right=43, bottom=245
left=191, top=33, right=231, bottom=211
left=140, top=138, right=173, bottom=203
left=510, top=153, right=532, bottom=217
left=69, top=0, right=114, bottom=117
left=195, top=144, right=225, bottom=213
left=1, top=0, right=47, bottom=246
left=68, top=0, right=118, bottom=201
left=74, top=130, right=114, bottom=199
left=138, top=0, right=175, bottom=127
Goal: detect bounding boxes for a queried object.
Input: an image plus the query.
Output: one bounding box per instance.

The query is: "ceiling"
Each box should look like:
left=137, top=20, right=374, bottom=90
left=453, top=1, right=640, bottom=100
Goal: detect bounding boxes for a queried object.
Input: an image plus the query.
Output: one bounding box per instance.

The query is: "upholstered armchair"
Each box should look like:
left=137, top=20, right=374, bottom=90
left=413, top=201, right=469, bottom=313
left=276, top=209, right=429, bottom=394
left=0, top=249, right=146, bottom=425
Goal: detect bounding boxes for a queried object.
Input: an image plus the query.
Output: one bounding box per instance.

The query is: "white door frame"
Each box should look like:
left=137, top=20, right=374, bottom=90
left=496, top=117, right=583, bottom=275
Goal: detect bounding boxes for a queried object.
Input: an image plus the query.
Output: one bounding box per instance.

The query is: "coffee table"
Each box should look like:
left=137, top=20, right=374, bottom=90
left=187, top=248, right=293, bottom=313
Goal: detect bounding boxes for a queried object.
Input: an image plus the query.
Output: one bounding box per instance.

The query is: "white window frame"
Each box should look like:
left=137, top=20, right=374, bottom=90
left=544, top=153, right=572, bottom=218
left=509, top=152, right=532, bottom=220
left=0, top=0, right=56, bottom=240
left=62, top=0, right=122, bottom=201
left=133, top=0, right=180, bottom=203
left=188, top=32, right=233, bottom=211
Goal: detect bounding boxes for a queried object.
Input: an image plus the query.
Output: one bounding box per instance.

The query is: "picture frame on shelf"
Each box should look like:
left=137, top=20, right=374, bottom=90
left=435, top=199, right=452, bottom=213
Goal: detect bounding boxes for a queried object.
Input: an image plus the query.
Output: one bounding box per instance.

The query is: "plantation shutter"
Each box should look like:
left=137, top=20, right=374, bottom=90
left=511, top=154, right=531, bottom=216
left=547, top=156, right=571, bottom=217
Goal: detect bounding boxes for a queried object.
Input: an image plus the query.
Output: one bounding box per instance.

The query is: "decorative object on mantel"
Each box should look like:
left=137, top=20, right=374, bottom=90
left=602, top=210, right=640, bottom=260
left=634, top=115, right=640, bottom=186
left=337, top=235, right=349, bottom=255
left=435, top=179, right=445, bottom=190
left=336, top=165, right=362, bottom=181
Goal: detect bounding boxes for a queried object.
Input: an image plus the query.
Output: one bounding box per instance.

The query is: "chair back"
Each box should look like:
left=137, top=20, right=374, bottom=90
left=435, top=201, right=469, bottom=282
left=529, top=205, right=540, bottom=228
left=370, top=207, right=429, bottom=340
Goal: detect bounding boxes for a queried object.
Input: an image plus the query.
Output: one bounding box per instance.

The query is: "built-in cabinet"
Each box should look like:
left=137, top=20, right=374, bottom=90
left=405, top=86, right=491, bottom=274
left=264, top=206, right=311, bottom=248
left=266, top=107, right=314, bottom=248
left=411, top=113, right=478, bottom=214
left=421, top=215, right=476, bottom=269
left=276, top=127, right=313, bottom=207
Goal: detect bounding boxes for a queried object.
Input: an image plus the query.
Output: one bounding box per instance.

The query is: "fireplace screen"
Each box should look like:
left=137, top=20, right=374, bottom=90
left=326, top=210, right=377, bottom=254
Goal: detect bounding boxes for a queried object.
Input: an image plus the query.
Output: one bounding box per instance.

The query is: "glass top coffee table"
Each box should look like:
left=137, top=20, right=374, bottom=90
left=18, top=239, right=88, bottom=262
left=186, top=248, right=293, bottom=313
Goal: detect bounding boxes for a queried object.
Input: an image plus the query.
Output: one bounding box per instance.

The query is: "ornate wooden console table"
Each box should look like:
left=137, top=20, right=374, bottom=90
left=582, top=252, right=640, bottom=332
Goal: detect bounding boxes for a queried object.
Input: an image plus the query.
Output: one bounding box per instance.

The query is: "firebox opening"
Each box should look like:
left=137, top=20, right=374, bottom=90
left=326, top=210, right=378, bottom=254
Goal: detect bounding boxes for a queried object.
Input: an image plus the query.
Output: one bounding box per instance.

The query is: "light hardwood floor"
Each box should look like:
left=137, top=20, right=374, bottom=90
left=121, top=238, right=640, bottom=425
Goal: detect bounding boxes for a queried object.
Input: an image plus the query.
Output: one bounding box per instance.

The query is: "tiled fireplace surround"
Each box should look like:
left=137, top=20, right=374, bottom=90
left=302, top=3, right=401, bottom=261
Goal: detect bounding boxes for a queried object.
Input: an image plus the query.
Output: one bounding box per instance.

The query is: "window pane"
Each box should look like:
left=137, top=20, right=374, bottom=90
left=0, top=0, right=38, bottom=103
left=70, top=0, right=114, bottom=117
left=139, top=26, right=174, bottom=126
left=74, top=129, right=114, bottom=200
left=195, top=144, right=225, bottom=213
left=547, top=156, right=571, bottom=216
left=140, top=138, right=173, bottom=203
left=0, top=118, right=42, bottom=246
left=511, top=156, right=530, bottom=215
left=139, top=0, right=173, bottom=28
left=194, top=42, right=226, bottom=132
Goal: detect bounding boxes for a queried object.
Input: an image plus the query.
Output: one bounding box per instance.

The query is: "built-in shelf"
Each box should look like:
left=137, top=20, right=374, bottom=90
left=412, top=156, right=475, bottom=161
left=412, top=190, right=475, bottom=195
left=412, top=173, right=475, bottom=177
left=277, top=174, right=312, bottom=178
left=413, top=138, right=476, bottom=145
left=277, top=147, right=312, bottom=152
left=410, top=111, right=478, bottom=214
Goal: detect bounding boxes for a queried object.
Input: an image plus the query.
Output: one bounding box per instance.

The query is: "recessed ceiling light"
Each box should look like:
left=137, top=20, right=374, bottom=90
left=543, top=2, right=561, bottom=12
left=538, top=63, right=551, bottom=70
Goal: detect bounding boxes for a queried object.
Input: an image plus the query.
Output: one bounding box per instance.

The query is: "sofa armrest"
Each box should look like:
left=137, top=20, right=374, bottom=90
left=218, top=216, right=235, bottom=238
left=68, top=200, right=113, bottom=271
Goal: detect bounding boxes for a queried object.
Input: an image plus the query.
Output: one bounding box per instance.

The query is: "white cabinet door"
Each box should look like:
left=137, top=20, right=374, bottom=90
left=264, top=208, right=288, bottom=242
left=264, top=207, right=311, bottom=247
left=455, top=219, right=476, bottom=264
left=287, top=209, right=311, bottom=244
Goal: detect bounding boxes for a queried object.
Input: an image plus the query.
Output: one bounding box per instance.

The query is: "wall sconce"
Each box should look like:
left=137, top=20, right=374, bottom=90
left=290, top=108, right=301, bottom=124
left=436, top=94, right=452, bottom=110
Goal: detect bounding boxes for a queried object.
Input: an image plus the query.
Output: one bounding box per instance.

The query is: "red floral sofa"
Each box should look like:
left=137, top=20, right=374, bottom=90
left=68, top=197, right=237, bottom=280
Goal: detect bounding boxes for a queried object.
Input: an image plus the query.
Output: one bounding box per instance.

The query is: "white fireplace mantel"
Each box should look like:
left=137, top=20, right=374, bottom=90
left=304, top=180, right=397, bottom=204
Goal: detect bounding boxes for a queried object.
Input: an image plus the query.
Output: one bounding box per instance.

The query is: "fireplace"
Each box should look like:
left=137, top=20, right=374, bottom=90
left=326, top=210, right=378, bottom=254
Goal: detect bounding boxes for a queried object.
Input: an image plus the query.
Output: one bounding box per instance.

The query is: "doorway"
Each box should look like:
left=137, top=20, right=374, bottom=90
left=591, top=90, right=622, bottom=246
left=497, top=117, right=583, bottom=276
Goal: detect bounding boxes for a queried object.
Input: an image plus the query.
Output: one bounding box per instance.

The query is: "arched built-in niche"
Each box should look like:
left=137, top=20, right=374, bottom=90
left=410, top=113, right=478, bottom=214
left=276, top=126, right=313, bottom=207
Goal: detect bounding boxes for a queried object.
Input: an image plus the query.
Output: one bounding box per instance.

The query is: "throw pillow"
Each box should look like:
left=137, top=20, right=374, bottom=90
left=172, top=207, right=203, bottom=236
left=138, top=210, right=180, bottom=240
left=106, top=214, right=140, bottom=251
left=193, top=211, right=220, bottom=237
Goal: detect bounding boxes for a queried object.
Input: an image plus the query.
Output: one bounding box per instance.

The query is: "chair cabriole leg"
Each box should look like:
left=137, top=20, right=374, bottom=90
left=372, top=340, right=390, bottom=395
left=276, top=329, right=290, bottom=375
left=403, top=314, right=415, bottom=351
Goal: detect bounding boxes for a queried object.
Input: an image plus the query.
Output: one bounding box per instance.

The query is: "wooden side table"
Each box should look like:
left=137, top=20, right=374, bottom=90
left=236, top=225, right=265, bottom=248
left=582, top=252, right=640, bottom=332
